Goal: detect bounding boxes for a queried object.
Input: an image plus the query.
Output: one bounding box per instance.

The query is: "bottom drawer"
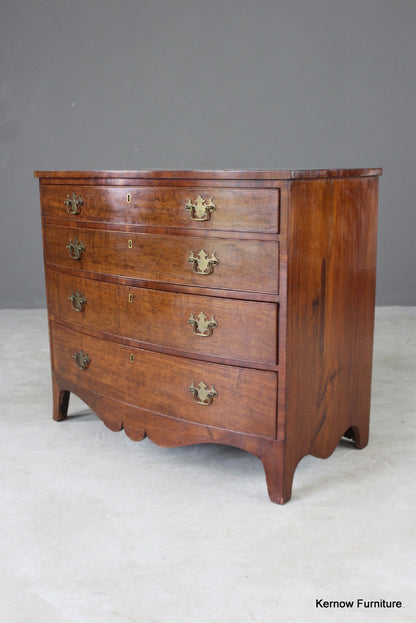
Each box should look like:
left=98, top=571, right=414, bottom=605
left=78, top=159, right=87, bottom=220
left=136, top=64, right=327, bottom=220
left=51, top=322, right=277, bottom=438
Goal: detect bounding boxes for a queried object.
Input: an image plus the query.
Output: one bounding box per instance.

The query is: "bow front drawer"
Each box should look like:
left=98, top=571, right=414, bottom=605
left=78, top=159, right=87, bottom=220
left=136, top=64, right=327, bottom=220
left=43, top=225, right=279, bottom=294
left=41, top=185, right=280, bottom=233
left=51, top=322, right=277, bottom=438
left=46, top=269, right=278, bottom=365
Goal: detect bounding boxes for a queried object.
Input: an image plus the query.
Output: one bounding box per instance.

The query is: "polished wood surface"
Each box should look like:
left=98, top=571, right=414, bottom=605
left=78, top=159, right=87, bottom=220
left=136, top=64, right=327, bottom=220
left=51, top=322, right=278, bottom=438
left=37, top=168, right=382, bottom=503
left=43, top=224, right=279, bottom=294
left=41, top=184, right=280, bottom=232
left=35, top=168, right=382, bottom=180
left=284, top=176, right=379, bottom=470
left=46, top=269, right=278, bottom=366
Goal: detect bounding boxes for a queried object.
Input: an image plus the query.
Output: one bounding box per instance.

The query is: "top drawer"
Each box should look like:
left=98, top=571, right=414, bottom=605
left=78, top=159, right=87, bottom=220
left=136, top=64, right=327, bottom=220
left=40, top=185, right=280, bottom=233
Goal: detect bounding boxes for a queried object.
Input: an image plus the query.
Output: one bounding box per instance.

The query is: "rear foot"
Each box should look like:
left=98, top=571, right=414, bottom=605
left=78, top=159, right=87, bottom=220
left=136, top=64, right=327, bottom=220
left=343, top=425, right=369, bottom=449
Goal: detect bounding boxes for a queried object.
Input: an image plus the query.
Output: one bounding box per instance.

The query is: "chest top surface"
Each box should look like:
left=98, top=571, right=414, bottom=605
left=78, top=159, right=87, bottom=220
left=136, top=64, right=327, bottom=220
left=34, top=168, right=382, bottom=180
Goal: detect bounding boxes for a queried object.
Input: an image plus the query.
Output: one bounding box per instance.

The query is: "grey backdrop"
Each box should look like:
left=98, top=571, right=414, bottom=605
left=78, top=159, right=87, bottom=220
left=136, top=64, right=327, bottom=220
left=1, top=0, right=415, bottom=307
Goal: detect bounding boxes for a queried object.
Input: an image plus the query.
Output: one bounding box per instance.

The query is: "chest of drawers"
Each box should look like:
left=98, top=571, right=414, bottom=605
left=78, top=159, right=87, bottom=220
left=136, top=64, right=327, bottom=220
left=35, top=168, right=382, bottom=503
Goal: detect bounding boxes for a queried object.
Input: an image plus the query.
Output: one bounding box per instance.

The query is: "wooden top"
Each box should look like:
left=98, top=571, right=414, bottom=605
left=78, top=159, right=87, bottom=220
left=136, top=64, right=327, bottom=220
left=34, top=168, right=382, bottom=180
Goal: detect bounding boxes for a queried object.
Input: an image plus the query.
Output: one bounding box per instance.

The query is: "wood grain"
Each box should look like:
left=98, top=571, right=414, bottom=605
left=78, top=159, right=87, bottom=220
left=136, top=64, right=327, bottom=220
left=35, top=168, right=382, bottom=180
left=37, top=168, right=382, bottom=504
left=41, top=184, right=280, bottom=232
left=43, top=224, right=279, bottom=294
left=51, top=322, right=278, bottom=438
left=46, top=268, right=278, bottom=366
left=281, top=175, right=379, bottom=495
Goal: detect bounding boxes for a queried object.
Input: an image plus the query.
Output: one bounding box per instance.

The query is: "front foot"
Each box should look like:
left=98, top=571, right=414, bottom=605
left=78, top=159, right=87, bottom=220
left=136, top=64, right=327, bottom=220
left=260, top=443, right=296, bottom=504
left=52, top=374, right=70, bottom=421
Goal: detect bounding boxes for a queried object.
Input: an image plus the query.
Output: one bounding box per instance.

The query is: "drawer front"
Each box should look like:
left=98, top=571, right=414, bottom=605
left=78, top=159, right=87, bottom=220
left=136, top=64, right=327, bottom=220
left=41, top=185, right=279, bottom=233
left=43, top=225, right=279, bottom=294
left=51, top=322, right=277, bottom=437
left=47, top=270, right=278, bottom=365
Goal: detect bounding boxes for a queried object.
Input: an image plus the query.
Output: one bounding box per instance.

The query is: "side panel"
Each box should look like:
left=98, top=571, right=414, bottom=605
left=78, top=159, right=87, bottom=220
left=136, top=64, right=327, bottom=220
left=285, top=176, right=379, bottom=471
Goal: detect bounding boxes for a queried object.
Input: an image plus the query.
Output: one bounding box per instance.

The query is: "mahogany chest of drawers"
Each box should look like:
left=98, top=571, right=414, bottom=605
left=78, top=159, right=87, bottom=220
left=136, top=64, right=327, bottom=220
left=35, top=168, right=382, bottom=503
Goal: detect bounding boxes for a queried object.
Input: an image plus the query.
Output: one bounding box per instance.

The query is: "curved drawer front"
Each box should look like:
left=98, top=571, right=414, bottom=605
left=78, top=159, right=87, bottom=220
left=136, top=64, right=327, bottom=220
left=51, top=322, right=277, bottom=438
left=43, top=225, right=279, bottom=294
left=47, top=270, right=278, bottom=365
left=41, top=185, right=279, bottom=233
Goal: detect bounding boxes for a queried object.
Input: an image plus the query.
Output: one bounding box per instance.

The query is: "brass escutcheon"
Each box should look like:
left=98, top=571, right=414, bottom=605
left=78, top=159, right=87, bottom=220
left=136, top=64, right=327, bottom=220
left=72, top=350, right=90, bottom=370
left=128, top=293, right=133, bottom=303
left=66, top=237, right=85, bottom=260
left=128, top=239, right=133, bottom=248
left=64, top=192, right=83, bottom=215
left=127, top=193, right=131, bottom=203
left=188, top=381, right=217, bottom=406
left=130, top=354, right=134, bottom=362
left=68, top=290, right=87, bottom=312
left=188, top=249, right=218, bottom=275
left=185, top=195, right=216, bottom=221
left=188, top=312, right=218, bottom=337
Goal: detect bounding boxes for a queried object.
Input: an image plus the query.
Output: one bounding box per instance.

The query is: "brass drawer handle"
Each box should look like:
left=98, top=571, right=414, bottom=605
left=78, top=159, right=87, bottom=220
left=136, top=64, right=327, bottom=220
left=188, top=312, right=217, bottom=337
left=188, top=381, right=217, bottom=406
left=68, top=290, right=87, bottom=312
left=64, top=192, right=83, bottom=215
left=188, top=249, right=218, bottom=275
left=185, top=195, right=216, bottom=221
left=66, top=237, right=85, bottom=260
left=72, top=350, right=90, bottom=370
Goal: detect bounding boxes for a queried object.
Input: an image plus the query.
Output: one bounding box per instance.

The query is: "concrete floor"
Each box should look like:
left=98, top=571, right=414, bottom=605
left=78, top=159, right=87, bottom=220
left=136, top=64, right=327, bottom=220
left=0, top=307, right=415, bottom=623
